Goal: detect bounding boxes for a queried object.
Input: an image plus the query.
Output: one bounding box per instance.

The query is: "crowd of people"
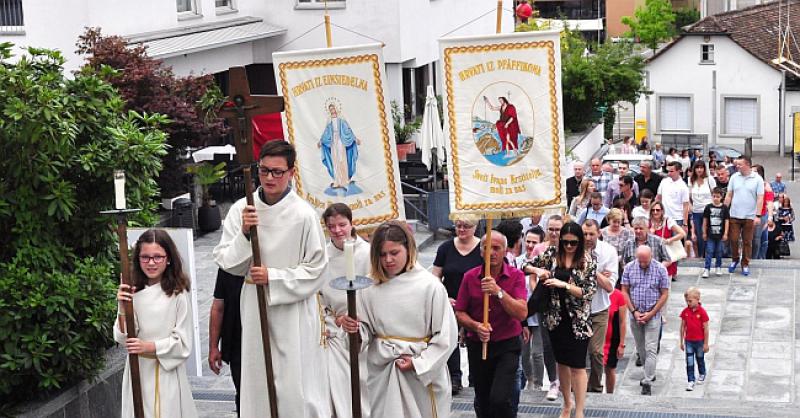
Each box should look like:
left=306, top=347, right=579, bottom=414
left=111, top=140, right=792, bottom=418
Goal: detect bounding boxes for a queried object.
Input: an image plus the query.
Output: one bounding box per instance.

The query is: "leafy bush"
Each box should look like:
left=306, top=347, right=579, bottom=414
left=674, top=7, right=701, bottom=33
left=77, top=28, right=227, bottom=197
left=0, top=43, right=167, bottom=407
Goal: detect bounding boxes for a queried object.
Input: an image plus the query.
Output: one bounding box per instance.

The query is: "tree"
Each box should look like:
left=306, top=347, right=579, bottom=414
left=622, top=0, right=677, bottom=51
left=0, top=42, right=168, bottom=406
left=76, top=28, right=227, bottom=197
left=516, top=22, right=646, bottom=132
left=674, top=7, right=701, bottom=33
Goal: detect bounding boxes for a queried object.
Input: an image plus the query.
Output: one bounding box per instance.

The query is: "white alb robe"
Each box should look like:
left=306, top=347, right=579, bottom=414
left=319, top=237, right=372, bottom=418
left=359, top=265, right=458, bottom=418
left=113, top=285, right=197, bottom=418
left=213, top=189, right=329, bottom=418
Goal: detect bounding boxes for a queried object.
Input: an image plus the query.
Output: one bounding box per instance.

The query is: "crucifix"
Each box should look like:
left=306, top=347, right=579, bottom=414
left=219, top=67, right=285, bottom=418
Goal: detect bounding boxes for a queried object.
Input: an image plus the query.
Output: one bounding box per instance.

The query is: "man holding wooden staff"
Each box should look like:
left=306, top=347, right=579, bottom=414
left=455, top=231, right=527, bottom=418
left=214, top=140, right=329, bottom=418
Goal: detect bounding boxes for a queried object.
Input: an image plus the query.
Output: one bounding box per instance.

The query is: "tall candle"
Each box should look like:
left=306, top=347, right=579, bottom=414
left=114, top=170, right=126, bottom=210
left=344, top=239, right=355, bottom=281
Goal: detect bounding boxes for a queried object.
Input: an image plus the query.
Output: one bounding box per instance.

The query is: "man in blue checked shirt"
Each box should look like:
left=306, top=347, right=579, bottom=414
left=577, top=193, right=609, bottom=225
left=621, top=245, right=670, bottom=396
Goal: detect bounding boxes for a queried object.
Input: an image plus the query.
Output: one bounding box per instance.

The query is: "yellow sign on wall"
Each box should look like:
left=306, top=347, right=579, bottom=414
left=795, top=113, right=800, bottom=152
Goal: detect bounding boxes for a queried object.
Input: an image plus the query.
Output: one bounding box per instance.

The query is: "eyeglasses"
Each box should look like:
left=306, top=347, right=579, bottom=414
left=562, top=240, right=579, bottom=247
left=139, top=255, right=167, bottom=264
left=258, top=166, right=289, bottom=178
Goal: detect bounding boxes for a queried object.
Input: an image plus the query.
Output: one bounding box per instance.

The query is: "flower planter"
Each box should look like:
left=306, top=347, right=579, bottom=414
left=197, top=205, right=221, bottom=232
left=396, top=142, right=416, bottom=161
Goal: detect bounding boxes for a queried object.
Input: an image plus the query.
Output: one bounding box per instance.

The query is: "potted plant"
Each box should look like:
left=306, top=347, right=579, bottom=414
left=187, top=162, right=227, bottom=232
left=392, top=101, right=421, bottom=161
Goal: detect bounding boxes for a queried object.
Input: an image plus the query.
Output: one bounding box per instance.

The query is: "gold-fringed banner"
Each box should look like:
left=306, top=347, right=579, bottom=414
left=273, top=43, right=405, bottom=229
left=440, top=30, right=567, bottom=218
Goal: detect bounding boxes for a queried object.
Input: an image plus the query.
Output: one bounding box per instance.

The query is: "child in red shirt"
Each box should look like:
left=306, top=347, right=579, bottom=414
left=679, top=287, right=709, bottom=391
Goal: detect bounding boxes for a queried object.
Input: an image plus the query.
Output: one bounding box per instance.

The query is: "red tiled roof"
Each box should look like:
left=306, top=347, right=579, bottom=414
left=649, top=0, right=800, bottom=80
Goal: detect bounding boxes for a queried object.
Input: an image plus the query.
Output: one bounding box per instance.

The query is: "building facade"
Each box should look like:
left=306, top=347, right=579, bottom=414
left=1, top=0, right=511, bottom=118
left=640, top=1, right=800, bottom=152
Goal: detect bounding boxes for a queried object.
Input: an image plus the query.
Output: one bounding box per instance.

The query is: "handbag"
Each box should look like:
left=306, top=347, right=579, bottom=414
left=779, top=240, right=791, bottom=257
left=526, top=265, right=551, bottom=314
left=660, top=221, right=687, bottom=262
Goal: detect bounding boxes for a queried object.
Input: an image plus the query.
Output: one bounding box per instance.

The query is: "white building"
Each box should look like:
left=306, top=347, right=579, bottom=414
left=0, top=0, right=514, bottom=117
left=640, top=0, right=800, bottom=152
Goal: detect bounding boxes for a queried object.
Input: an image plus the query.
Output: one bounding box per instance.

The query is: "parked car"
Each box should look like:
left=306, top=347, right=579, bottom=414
left=602, top=153, right=657, bottom=176
left=688, top=146, right=742, bottom=162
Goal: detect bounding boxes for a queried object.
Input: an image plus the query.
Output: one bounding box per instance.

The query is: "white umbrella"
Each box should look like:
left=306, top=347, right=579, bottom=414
left=419, top=85, right=446, bottom=178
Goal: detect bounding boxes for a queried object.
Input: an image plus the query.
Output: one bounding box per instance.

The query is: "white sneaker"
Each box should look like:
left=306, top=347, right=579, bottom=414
left=686, top=381, right=695, bottom=391
left=546, top=381, right=559, bottom=400
left=701, top=269, right=710, bottom=278
left=698, top=374, right=706, bottom=384
left=715, top=267, right=723, bottom=276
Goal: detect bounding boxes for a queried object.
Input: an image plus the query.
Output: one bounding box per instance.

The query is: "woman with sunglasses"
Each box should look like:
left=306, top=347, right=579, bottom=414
left=115, top=229, right=197, bottom=418
left=650, top=201, right=686, bottom=281
left=526, top=222, right=597, bottom=418
left=431, top=217, right=482, bottom=395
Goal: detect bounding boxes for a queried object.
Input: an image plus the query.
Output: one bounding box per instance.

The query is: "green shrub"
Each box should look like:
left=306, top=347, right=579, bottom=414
left=0, top=43, right=167, bottom=407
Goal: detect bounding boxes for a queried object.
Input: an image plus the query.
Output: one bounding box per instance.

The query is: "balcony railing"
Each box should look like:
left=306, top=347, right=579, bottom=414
left=0, top=0, right=24, bottom=34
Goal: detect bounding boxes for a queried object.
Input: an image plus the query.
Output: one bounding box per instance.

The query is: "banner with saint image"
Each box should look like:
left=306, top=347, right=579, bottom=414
left=440, top=30, right=567, bottom=217
left=273, top=43, right=405, bottom=229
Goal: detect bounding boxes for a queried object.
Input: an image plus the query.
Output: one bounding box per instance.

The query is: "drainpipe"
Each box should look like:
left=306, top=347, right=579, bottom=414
left=711, top=70, right=717, bottom=148
left=645, top=70, right=651, bottom=143
left=779, top=69, right=786, bottom=157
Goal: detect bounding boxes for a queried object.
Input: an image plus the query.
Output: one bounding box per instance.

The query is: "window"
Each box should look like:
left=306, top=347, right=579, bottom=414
left=0, top=0, right=24, bottom=33
left=701, top=44, right=714, bottom=64
left=296, top=0, right=345, bottom=10
left=658, top=96, right=692, bottom=131
left=723, top=97, right=759, bottom=136
left=216, top=0, right=236, bottom=14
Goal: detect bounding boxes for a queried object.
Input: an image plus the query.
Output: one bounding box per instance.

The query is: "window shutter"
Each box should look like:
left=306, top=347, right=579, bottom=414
left=659, top=97, right=691, bottom=131
left=724, top=98, right=758, bottom=135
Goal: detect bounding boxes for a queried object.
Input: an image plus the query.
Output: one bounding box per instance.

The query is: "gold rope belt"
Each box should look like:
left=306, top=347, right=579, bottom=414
left=376, top=335, right=431, bottom=343
left=316, top=293, right=327, bottom=348
left=245, top=277, right=256, bottom=285
left=135, top=354, right=160, bottom=418
left=428, top=384, right=438, bottom=418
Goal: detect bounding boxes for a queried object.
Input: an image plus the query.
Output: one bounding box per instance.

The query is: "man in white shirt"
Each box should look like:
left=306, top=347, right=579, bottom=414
left=656, top=161, right=690, bottom=228
left=582, top=220, right=619, bottom=393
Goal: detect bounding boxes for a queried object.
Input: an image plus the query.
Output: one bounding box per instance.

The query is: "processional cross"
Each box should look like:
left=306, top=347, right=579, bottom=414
left=219, top=67, right=285, bottom=418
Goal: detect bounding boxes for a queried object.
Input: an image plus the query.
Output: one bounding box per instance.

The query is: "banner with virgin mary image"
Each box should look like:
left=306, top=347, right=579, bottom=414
left=273, top=43, right=405, bottom=229
left=440, top=30, right=567, bottom=217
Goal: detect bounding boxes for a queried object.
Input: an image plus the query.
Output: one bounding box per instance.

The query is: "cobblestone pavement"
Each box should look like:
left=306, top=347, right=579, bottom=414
left=190, top=153, right=800, bottom=417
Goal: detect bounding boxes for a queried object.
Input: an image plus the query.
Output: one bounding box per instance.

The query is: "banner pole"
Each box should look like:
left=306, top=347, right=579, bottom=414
left=482, top=214, right=493, bottom=360
left=496, top=0, right=503, bottom=34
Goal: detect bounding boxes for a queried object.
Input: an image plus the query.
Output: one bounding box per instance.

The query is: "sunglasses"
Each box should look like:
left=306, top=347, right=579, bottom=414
left=548, top=227, right=560, bottom=232
left=651, top=208, right=662, bottom=212
left=562, top=239, right=579, bottom=247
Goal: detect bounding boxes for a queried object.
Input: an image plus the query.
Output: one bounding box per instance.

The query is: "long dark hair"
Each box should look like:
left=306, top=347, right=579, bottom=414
left=322, top=203, right=356, bottom=237
left=689, top=160, right=708, bottom=186
left=131, top=229, right=190, bottom=296
left=557, top=221, right=586, bottom=271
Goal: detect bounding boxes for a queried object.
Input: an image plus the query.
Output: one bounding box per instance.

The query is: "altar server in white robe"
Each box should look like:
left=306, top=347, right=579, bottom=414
left=213, top=141, right=329, bottom=418
left=319, top=203, right=371, bottom=417
left=115, top=229, right=197, bottom=418
left=344, top=220, right=458, bottom=418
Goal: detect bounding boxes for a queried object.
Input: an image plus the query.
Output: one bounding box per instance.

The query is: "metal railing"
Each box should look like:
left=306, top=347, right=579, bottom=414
left=401, top=181, right=429, bottom=226
left=0, top=0, right=24, bottom=34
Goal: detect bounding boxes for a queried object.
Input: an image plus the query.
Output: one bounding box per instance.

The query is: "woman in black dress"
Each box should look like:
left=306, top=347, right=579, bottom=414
left=431, top=217, right=482, bottom=395
left=526, top=222, right=597, bottom=418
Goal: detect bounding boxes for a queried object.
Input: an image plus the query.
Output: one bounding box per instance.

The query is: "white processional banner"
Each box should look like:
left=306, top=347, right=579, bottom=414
left=273, top=43, right=405, bottom=229
left=440, top=30, right=567, bottom=217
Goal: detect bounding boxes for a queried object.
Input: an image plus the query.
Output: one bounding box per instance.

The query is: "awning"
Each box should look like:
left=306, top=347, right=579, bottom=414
left=125, top=16, right=286, bottom=59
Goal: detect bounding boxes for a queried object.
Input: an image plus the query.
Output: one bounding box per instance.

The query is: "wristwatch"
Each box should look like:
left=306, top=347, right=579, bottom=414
left=496, top=290, right=505, bottom=300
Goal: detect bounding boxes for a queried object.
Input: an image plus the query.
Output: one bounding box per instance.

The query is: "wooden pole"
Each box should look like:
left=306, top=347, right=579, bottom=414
left=347, top=288, right=362, bottom=418
left=324, top=14, right=333, bottom=48
left=243, top=167, right=280, bottom=418
left=116, top=216, right=144, bottom=418
left=496, top=0, right=503, bottom=34
left=482, top=214, right=493, bottom=360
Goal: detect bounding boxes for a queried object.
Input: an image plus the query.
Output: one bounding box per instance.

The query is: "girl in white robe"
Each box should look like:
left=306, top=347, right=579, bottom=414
left=319, top=203, right=372, bottom=417
left=346, top=220, right=458, bottom=418
left=115, top=229, right=197, bottom=418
